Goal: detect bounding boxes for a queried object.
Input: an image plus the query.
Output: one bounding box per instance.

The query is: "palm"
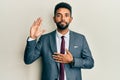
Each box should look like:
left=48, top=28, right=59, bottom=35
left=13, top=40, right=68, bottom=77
left=30, top=18, right=45, bottom=39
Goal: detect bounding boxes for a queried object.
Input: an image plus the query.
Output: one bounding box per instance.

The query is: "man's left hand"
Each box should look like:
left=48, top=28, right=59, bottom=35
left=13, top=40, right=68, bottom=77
left=52, top=49, right=73, bottom=63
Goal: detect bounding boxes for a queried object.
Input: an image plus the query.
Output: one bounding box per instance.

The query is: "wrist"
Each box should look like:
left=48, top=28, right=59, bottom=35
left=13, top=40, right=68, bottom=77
left=70, top=57, right=75, bottom=66
left=29, top=36, right=37, bottom=39
left=28, top=37, right=36, bottom=41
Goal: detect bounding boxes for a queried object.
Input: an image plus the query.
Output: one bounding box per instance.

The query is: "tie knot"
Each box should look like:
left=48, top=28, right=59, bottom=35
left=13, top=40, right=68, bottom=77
left=61, top=36, right=64, bottom=39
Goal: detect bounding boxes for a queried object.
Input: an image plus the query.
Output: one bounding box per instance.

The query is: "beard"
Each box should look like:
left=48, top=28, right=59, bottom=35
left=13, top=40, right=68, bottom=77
left=56, top=21, right=69, bottom=30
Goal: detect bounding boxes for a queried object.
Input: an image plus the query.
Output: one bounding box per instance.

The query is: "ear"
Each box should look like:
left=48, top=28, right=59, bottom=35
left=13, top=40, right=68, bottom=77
left=53, top=16, right=56, bottom=23
left=69, top=17, right=73, bottom=23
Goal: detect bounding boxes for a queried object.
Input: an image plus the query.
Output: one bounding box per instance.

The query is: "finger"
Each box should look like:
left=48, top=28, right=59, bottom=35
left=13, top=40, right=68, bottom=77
left=53, top=57, right=63, bottom=62
left=37, top=18, right=42, bottom=26
left=66, top=49, right=68, bottom=53
left=66, top=49, right=70, bottom=54
left=54, top=52, right=64, bottom=56
left=53, top=55, right=66, bottom=63
left=52, top=54, right=63, bottom=59
left=57, top=54, right=65, bottom=57
left=55, top=59, right=66, bottom=63
left=37, top=17, right=42, bottom=25
left=53, top=56, right=63, bottom=62
left=54, top=52, right=59, bottom=55
left=52, top=56, right=59, bottom=60
left=54, top=58, right=62, bottom=61
left=52, top=54, right=60, bottom=59
left=34, top=18, right=42, bottom=27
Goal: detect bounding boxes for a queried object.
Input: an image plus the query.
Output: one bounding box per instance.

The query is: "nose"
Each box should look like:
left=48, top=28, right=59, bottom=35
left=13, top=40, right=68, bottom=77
left=61, top=15, right=65, bottom=21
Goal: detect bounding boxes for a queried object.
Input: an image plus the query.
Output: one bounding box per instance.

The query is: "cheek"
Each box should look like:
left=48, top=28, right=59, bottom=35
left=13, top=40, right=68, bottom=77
left=68, top=18, right=72, bottom=23
left=55, top=18, right=61, bottom=23
left=66, top=19, right=71, bottom=23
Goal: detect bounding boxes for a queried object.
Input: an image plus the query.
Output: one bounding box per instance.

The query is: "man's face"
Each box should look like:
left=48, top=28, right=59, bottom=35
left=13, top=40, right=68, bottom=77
left=54, top=8, right=73, bottom=30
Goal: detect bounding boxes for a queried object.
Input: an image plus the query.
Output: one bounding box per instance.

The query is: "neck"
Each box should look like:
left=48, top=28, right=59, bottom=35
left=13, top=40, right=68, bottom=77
left=57, top=28, right=69, bottom=35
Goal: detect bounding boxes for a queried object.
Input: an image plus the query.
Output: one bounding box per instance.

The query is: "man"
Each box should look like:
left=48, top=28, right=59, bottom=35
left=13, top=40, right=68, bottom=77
left=24, top=2, right=94, bottom=80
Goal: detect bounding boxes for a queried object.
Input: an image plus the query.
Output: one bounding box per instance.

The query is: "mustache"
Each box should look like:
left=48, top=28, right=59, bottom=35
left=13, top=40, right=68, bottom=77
left=58, top=21, right=68, bottom=24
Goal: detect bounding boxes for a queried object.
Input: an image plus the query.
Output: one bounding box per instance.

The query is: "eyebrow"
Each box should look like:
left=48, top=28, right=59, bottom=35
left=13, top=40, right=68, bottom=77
left=56, top=12, right=69, bottom=15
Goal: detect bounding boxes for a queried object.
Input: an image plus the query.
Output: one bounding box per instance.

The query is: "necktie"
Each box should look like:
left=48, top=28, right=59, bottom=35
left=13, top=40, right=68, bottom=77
left=59, top=36, right=65, bottom=80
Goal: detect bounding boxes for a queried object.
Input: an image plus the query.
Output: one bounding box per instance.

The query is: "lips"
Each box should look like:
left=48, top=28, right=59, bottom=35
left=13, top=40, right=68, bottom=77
left=60, top=22, right=67, bottom=26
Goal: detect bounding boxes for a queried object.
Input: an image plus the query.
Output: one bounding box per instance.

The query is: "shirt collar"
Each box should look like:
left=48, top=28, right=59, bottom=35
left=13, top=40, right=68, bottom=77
left=56, top=30, right=69, bottom=38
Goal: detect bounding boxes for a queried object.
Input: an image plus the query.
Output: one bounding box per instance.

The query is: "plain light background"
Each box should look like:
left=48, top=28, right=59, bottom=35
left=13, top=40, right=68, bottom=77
left=0, top=0, right=120, bottom=80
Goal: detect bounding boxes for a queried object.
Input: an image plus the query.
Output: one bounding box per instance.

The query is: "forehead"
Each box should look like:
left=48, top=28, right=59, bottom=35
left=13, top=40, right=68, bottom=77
left=56, top=8, right=70, bottom=14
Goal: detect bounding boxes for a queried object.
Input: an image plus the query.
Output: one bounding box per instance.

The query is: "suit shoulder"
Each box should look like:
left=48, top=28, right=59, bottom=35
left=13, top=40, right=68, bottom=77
left=70, top=30, right=85, bottom=38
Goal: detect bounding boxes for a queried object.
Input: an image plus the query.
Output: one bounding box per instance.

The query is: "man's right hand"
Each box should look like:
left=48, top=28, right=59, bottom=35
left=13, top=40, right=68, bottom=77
left=30, top=17, right=45, bottom=39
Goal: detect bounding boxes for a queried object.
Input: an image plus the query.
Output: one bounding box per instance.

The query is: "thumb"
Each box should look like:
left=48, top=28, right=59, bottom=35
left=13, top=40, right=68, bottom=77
left=66, top=49, right=70, bottom=54
left=42, top=29, right=46, bottom=34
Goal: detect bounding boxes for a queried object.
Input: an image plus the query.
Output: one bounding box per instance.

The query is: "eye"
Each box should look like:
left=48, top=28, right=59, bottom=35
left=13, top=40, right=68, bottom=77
left=65, top=13, right=70, bottom=17
left=56, top=13, right=61, bottom=17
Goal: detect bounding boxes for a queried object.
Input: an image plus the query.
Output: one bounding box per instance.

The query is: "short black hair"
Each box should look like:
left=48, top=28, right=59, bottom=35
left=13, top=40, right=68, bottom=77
left=54, top=2, right=72, bottom=16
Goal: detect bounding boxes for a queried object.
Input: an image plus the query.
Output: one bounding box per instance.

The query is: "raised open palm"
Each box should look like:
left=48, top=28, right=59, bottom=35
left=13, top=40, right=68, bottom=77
left=30, top=18, right=45, bottom=39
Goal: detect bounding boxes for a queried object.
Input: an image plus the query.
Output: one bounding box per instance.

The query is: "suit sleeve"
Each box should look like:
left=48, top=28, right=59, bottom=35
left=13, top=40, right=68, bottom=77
left=71, top=36, right=94, bottom=69
left=24, top=37, right=43, bottom=64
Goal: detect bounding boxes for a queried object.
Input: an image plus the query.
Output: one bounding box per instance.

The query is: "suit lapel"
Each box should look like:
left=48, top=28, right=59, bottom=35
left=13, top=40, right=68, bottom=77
left=49, top=30, right=60, bottom=70
left=49, top=30, right=57, bottom=54
left=69, top=31, right=74, bottom=53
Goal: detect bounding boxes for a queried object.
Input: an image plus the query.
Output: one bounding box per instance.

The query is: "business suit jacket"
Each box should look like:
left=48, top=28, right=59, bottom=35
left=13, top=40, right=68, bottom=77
left=24, top=30, right=94, bottom=80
